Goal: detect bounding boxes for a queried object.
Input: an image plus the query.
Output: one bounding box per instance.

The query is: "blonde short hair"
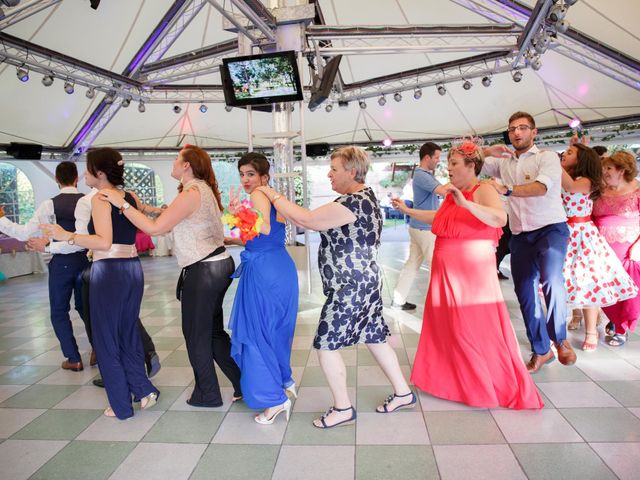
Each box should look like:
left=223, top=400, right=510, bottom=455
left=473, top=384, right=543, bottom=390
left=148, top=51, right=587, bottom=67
left=602, top=150, right=638, bottom=182
left=331, top=146, right=369, bottom=183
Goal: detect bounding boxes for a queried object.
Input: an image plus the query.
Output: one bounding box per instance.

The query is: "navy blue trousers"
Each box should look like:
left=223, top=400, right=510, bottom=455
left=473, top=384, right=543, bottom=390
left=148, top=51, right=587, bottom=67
left=48, top=252, right=89, bottom=363
left=91, top=258, right=158, bottom=419
left=510, top=222, right=570, bottom=355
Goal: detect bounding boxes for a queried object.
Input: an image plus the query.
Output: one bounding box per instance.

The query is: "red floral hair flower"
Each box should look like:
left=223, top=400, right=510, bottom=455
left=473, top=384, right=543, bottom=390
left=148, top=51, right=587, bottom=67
left=451, top=136, right=484, bottom=159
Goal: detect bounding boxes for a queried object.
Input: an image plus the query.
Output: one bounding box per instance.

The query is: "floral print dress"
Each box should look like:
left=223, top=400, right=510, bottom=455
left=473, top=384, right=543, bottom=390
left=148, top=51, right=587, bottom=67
left=314, top=187, right=390, bottom=350
left=562, top=189, right=638, bottom=307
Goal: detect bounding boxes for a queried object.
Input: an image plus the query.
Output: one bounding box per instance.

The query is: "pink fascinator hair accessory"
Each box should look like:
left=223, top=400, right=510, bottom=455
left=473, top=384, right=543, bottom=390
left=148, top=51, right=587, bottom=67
left=450, top=136, right=484, bottom=159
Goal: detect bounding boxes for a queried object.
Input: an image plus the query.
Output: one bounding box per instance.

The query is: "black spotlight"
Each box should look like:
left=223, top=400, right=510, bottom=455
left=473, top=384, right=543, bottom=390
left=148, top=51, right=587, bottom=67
left=462, top=79, right=472, bottom=90
left=138, top=101, right=146, bottom=113
left=481, top=76, right=491, bottom=87
left=437, top=83, right=446, bottom=96
left=121, top=96, right=132, bottom=108
left=173, top=105, right=182, bottom=114
left=41, top=74, right=54, bottom=87
left=90, top=0, right=101, bottom=10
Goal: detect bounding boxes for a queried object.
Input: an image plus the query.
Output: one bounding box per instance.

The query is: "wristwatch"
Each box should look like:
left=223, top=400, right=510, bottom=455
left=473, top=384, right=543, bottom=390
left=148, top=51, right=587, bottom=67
left=504, top=185, right=514, bottom=197
left=120, top=201, right=131, bottom=212
left=44, top=240, right=51, bottom=254
left=67, top=233, right=76, bottom=245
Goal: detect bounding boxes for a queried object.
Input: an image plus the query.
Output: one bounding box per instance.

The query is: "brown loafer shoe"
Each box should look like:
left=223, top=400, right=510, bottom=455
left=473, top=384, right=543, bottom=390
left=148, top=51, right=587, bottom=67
left=526, top=350, right=555, bottom=373
left=89, top=351, right=97, bottom=367
left=61, top=360, right=83, bottom=372
left=554, top=340, right=577, bottom=366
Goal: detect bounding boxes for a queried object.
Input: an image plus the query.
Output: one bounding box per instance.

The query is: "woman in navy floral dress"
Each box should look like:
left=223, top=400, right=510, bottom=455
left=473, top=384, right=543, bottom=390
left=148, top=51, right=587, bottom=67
left=258, top=146, right=414, bottom=429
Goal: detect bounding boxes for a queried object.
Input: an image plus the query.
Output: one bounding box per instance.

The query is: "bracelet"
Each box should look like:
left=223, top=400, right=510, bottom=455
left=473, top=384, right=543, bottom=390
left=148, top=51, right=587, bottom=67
left=272, top=194, right=282, bottom=203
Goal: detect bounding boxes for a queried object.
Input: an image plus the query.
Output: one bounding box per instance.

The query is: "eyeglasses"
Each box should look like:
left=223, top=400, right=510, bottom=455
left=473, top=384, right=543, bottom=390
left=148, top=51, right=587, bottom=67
left=507, top=125, right=533, bottom=133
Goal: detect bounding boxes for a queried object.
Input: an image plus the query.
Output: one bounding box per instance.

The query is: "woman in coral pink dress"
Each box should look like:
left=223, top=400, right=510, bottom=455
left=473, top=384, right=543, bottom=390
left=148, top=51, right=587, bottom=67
left=394, top=140, right=543, bottom=409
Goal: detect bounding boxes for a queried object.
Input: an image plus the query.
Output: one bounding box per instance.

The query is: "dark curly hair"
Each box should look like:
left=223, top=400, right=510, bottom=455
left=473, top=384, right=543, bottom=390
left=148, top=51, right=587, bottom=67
left=570, top=144, right=602, bottom=200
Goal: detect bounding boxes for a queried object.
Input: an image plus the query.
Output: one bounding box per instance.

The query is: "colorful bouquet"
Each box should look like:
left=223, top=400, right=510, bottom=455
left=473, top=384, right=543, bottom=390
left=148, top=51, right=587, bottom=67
left=221, top=199, right=263, bottom=243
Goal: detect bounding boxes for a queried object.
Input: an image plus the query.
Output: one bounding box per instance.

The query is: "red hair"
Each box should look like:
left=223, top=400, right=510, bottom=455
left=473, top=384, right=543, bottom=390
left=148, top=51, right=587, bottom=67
left=178, top=146, right=223, bottom=210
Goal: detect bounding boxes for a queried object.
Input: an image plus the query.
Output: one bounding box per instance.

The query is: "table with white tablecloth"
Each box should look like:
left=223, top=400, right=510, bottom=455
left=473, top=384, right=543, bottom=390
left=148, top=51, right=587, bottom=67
left=0, top=251, right=46, bottom=278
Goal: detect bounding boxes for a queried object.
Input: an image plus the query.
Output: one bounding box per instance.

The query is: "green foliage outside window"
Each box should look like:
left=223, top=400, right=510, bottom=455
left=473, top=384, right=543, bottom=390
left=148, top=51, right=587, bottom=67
left=0, top=162, right=35, bottom=224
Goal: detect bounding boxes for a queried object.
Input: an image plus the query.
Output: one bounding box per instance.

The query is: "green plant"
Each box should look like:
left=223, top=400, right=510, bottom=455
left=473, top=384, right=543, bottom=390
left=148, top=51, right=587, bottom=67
left=380, top=171, right=409, bottom=188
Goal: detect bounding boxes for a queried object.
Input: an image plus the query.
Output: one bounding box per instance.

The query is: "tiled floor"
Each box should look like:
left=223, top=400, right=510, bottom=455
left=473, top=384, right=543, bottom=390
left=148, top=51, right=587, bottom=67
left=1, top=236, right=640, bottom=479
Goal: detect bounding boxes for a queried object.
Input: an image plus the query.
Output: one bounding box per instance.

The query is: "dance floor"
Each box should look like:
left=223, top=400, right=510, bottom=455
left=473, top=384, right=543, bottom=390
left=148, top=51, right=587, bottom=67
left=1, top=236, right=639, bottom=479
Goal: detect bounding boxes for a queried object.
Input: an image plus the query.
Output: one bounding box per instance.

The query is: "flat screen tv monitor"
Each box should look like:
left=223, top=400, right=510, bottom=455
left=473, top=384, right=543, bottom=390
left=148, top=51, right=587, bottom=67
left=221, top=50, right=303, bottom=107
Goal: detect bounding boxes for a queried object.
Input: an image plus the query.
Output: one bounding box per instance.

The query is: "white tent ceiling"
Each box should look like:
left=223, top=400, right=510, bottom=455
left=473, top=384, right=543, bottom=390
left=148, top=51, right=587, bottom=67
left=0, top=0, right=639, bottom=153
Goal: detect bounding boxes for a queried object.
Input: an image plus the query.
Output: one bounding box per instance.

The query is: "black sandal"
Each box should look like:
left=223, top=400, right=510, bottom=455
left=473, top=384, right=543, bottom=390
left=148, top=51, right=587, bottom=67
left=605, top=322, right=615, bottom=336
left=313, top=406, right=357, bottom=429
left=376, top=391, right=417, bottom=413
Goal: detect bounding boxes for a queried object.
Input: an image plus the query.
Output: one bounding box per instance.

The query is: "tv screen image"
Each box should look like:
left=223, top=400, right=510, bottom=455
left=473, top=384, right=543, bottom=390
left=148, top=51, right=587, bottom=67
left=221, top=51, right=303, bottom=107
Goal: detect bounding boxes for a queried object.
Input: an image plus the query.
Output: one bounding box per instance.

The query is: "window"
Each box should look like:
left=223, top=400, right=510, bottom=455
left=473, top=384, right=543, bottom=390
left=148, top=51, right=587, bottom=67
left=0, top=162, right=35, bottom=224
left=124, top=162, right=164, bottom=207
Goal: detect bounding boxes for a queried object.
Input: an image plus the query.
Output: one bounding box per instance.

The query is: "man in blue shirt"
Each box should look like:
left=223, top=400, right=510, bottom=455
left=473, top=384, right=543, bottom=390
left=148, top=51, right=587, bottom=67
left=391, top=142, right=447, bottom=310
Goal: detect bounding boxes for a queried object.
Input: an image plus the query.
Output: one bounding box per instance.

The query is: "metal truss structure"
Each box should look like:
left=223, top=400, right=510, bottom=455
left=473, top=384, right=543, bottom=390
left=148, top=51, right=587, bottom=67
left=139, top=39, right=238, bottom=84
left=306, top=24, right=522, bottom=56
left=70, top=0, right=208, bottom=157
left=338, top=50, right=515, bottom=102
left=0, top=0, right=638, bottom=153
left=0, top=0, right=61, bottom=30
left=451, top=0, right=640, bottom=90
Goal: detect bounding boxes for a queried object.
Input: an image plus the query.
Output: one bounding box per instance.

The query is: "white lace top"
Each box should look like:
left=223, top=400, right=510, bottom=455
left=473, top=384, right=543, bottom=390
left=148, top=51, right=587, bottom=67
left=172, top=179, right=224, bottom=267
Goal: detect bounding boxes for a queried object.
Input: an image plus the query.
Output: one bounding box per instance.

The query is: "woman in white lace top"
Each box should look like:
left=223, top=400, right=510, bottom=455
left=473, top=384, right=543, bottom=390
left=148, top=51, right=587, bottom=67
left=100, top=145, right=242, bottom=406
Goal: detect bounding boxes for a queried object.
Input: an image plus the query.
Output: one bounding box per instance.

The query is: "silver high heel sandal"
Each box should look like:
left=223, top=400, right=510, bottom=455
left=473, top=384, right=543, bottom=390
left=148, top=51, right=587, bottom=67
left=254, top=398, right=291, bottom=425
left=141, top=392, right=158, bottom=410
left=285, top=383, right=297, bottom=399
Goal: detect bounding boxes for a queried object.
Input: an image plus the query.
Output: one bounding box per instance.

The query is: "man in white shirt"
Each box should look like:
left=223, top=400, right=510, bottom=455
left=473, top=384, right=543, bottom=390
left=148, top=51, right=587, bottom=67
left=483, top=111, right=575, bottom=373
left=0, top=162, right=89, bottom=371
left=27, top=188, right=161, bottom=384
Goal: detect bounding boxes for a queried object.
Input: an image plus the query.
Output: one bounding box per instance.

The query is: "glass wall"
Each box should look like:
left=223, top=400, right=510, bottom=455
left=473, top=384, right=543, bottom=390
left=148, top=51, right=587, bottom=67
left=0, top=162, right=35, bottom=224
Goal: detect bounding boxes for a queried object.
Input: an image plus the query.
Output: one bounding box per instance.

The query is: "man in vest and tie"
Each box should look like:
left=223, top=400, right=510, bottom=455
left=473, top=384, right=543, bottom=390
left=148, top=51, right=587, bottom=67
left=0, top=161, right=90, bottom=371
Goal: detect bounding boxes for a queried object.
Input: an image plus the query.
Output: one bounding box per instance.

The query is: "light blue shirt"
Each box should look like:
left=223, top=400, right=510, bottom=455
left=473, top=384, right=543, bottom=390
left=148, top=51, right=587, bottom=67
left=409, top=168, right=440, bottom=231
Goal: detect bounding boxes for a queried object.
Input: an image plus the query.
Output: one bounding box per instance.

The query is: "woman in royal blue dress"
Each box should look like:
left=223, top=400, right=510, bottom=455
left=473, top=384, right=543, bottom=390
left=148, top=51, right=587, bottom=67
left=228, top=152, right=299, bottom=424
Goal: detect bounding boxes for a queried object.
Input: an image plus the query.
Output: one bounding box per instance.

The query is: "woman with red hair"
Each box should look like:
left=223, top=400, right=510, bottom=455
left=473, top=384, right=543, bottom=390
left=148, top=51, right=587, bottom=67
left=100, top=145, right=242, bottom=406
left=394, top=140, right=543, bottom=409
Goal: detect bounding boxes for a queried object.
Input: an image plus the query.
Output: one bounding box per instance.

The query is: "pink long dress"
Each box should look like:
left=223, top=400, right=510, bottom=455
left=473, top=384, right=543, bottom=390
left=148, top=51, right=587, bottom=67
left=410, top=184, right=543, bottom=409
left=592, top=189, right=640, bottom=335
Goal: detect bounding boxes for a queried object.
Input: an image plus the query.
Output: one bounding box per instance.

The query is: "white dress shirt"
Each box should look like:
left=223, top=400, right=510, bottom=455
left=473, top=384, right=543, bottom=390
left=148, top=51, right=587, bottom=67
left=482, top=145, right=567, bottom=234
left=0, top=186, right=91, bottom=254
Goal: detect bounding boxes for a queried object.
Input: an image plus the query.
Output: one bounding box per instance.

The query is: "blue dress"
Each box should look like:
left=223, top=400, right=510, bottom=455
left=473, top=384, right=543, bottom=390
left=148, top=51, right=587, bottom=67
left=229, top=206, right=298, bottom=409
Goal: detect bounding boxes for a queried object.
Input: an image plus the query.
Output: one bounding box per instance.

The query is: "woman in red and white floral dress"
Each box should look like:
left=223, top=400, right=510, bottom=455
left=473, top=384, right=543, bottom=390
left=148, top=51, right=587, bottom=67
left=561, top=144, right=638, bottom=351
